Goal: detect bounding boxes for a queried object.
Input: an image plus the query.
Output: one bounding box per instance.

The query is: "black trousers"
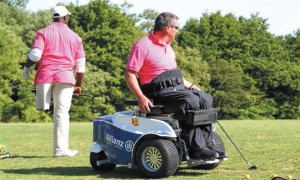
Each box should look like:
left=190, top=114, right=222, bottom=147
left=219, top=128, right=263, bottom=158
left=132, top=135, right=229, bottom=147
left=153, top=89, right=213, bottom=149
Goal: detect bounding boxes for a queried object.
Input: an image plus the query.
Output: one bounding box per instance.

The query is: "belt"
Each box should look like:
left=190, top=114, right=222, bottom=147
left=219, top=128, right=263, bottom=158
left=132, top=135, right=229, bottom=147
left=141, top=78, right=184, bottom=96
left=156, top=78, right=183, bottom=90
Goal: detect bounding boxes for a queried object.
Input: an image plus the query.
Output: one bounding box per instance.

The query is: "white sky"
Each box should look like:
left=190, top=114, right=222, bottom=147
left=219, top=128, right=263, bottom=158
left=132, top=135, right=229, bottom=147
left=26, top=0, right=300, bottom=36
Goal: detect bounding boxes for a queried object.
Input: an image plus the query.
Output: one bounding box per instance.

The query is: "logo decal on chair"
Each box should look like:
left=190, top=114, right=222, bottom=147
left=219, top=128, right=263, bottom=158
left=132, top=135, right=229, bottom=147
left=132, top=116, right=139, bottom=126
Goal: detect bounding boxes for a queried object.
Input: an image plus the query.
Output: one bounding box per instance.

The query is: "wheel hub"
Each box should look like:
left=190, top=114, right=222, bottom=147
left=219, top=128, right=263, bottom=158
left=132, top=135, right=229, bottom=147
left=142, top=146, right=162, bottom=171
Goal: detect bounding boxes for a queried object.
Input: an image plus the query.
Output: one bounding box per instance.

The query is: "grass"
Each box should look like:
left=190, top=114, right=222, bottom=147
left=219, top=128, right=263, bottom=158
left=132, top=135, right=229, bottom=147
left=0, top=120, right=299, bottom=179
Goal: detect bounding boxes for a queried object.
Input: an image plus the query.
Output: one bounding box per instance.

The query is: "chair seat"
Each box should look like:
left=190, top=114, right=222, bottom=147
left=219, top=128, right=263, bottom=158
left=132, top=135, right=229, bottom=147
left=123, top=100, right=217, bottom=126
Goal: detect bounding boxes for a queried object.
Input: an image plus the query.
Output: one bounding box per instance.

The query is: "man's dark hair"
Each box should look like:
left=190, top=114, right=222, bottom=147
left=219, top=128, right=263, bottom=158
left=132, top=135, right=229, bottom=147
left=154, top=12, right=179, bottom=32
left=53, top=15, right=67, bottom=22
left=53, top=18, right=60, bottom=22
left=53, top=13, right=61, bottom=22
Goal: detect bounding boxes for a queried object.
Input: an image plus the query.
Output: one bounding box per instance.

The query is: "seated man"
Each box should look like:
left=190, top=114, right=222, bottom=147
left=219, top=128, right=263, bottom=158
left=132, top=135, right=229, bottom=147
left=124, top=12, right=225, bottom=160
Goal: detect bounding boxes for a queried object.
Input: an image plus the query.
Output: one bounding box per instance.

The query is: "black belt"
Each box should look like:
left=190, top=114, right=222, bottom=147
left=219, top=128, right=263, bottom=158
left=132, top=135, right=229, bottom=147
left=156, top=78, right=183, bottom=90
left=141, top=78, right=184, bottom=97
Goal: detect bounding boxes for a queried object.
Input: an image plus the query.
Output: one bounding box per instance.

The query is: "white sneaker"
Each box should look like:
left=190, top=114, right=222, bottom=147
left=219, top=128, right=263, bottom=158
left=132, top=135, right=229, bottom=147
left=54, top=149, right=79, bottom=157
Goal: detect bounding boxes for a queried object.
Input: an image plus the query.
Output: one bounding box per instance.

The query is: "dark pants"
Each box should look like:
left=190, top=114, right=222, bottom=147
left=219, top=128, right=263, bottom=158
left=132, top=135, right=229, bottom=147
left=153, top=89, right=213, bottom=149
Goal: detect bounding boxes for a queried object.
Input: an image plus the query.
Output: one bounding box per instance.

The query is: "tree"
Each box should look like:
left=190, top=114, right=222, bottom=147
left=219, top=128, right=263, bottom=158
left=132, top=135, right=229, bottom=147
left=0, top=22, right=51, bottom=122
left=174, top=45, right=211, bottom=90
left=0, top=0, right=28, bottom=9
left=177, top=11, right=299, bottom=119
left=209, top=59, right=277, bottom=119
left=138, top=9, right=158, bottom=32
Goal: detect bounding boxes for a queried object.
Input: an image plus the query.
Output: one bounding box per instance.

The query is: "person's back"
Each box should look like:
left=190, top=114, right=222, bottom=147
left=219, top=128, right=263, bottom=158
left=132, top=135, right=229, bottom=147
left=33, top=22, right=84, bottom=86
left=37, top=22, right=80, bottom=67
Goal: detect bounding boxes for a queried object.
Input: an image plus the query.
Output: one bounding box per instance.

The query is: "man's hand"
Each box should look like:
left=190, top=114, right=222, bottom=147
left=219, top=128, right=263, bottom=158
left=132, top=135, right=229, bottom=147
left=23, top=57, right=37, bottom=80
left=23, top=66, right=32, bottom=79
left=138, top=95, right=153, bottom=113
left=124, top=69, right=153, bottom=112
left=191, top=85, right=202, bottom=91
left=73, top=86, right=82, bottom=96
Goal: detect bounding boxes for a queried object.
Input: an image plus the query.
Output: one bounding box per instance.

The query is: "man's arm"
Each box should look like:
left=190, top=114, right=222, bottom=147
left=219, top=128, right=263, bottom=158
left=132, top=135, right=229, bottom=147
left=124, top=69, right=153, bottom=113
left=73, top=73, right=84, bottom=96
left=23, top=48, right=43, bottom=79
left=74, top=55, right=86, bottom=96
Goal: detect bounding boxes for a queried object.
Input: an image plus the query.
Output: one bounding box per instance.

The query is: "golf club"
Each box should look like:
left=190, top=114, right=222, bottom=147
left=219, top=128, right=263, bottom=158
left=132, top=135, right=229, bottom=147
left=0, top=152, right=12, bottom=159
left=216, top=120, right=258, bottom=170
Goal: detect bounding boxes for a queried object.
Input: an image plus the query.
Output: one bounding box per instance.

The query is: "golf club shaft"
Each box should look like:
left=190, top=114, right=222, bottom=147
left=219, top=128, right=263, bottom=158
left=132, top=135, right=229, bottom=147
left=216, top=120, right=252, bottom=167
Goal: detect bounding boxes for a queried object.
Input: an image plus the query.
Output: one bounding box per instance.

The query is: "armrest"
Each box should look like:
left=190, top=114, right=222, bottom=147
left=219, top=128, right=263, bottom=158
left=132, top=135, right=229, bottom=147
left=123, top=100, right=164, bottom=114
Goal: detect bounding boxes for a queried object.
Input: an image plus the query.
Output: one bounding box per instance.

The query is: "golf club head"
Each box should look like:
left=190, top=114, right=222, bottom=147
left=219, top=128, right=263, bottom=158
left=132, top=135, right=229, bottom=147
left=248, top=165, right=258, bottom=170
left=0, top=152, right=12, bottom=159
left=271, top=176, right=288, bottom=180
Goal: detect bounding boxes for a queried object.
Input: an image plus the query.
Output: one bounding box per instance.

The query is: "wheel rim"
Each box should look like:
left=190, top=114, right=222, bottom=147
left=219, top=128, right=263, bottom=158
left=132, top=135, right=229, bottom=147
left=141, top=146, right=162, bottom=172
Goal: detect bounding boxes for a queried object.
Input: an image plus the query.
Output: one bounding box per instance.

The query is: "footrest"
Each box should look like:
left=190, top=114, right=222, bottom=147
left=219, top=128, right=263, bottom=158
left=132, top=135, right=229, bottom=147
left=186, top=109, right=217, bottom=126
left=187, top=158, right=227, bottom=167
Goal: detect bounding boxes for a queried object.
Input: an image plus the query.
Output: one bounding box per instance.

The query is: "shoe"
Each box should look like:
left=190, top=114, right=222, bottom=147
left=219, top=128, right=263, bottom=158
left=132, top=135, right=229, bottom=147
left=207, top=143, right=228, bottom=159
left=194, top=147, right=219, bottom=161
left=212, top=149, right=228, bottom=159
left=54, top=149, right=79, bottom=157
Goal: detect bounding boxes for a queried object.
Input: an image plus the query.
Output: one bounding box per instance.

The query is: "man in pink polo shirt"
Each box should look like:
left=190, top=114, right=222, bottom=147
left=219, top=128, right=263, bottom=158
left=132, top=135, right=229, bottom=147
left=125, top=12, right=226, bottom=161
left=23, top=6, right=86, bottom=157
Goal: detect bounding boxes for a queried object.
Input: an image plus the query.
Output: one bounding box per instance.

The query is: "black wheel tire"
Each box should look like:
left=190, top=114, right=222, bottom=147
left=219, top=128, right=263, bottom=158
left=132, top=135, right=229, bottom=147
left=136, top=139, right=179, bottom=178
left=193, top=131, right=225, bottom=170
left=90, top=151, right=116, bottom=171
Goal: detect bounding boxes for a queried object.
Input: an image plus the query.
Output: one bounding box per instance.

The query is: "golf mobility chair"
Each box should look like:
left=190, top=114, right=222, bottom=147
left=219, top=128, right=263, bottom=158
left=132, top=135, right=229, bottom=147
left=89, top=100, right=227, bottom=178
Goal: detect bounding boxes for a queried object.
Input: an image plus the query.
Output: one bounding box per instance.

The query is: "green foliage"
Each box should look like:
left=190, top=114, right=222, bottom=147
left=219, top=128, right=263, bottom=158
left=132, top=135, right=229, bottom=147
left=209, top=59, right=277, bottom=119
left=0, top=23, right=25, bottom=122
left=245, top=58, right=300, bottom=119
left=0, top=1, right=51, bottom=47
left=209, top=59, right=248, bottom=119
left=174, top=45, right=210, bottom=90
left=138, top=9, right=158, bottom=32
left=177, top=11, right=299, bottom=119
left=0, top=0, right=28, bottom=9
left=0, top=2, right=52, bottom=122
left=0, top=1, right=299, bottom=121
left=22, top=107, right=52, bottom=122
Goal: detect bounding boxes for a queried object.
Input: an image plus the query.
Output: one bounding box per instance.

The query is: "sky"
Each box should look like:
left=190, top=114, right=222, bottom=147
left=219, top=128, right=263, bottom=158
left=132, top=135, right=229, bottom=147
left=25, top=0, right=300, bottom=36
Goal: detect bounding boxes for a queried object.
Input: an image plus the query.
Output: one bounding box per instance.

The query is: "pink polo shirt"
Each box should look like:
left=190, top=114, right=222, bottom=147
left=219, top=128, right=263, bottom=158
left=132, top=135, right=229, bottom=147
left=126, top=32, right=177, bottom=85
left=32, top=22, right=85, bottom=86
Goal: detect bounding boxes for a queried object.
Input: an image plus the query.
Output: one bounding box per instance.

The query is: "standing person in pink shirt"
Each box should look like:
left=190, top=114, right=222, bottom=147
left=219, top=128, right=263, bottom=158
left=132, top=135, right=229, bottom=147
left=23, top=6, right=86, bottom=157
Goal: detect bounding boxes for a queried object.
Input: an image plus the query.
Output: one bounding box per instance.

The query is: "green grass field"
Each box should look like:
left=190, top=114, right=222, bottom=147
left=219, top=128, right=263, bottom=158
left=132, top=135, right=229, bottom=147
left=0, top=120, right=299, bottom=179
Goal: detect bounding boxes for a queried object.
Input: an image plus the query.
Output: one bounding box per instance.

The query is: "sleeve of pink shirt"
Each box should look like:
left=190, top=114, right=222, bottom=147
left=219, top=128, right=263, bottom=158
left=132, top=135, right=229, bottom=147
left=32, top=31, right=45, bottom=52
left=126, top=46, right=146, bottom=73
left=75, top=36, right=85, bottom=60
left=75, top=36, right=86, bottom=73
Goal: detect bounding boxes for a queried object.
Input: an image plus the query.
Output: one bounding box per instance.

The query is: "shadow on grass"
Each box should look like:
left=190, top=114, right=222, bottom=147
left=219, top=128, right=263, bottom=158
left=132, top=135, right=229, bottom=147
left=1, top=166, right=208, bottom=178
left=90, top=166, right=208, bottom=179
left=176, top=167, right=208, bottom=176
left=2, top=166, right=101, bottom=177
